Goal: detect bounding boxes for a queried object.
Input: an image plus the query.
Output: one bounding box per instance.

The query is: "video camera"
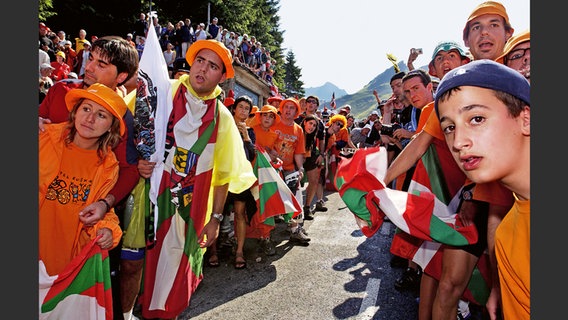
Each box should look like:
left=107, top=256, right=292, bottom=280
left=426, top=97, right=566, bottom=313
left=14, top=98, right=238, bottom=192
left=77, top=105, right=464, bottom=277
left=380, top=123, right=402, bottom=137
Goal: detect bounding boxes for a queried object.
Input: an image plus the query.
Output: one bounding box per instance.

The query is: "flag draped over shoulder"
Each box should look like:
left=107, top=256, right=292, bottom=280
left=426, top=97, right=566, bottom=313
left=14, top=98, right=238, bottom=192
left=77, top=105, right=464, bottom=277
left=140, top=80, right=219, bottom=318
left=39, top=237, right=112, bottom=320
left=251, top=146, right=302, bottom=221
left=135, top=20, right=213, bottom=319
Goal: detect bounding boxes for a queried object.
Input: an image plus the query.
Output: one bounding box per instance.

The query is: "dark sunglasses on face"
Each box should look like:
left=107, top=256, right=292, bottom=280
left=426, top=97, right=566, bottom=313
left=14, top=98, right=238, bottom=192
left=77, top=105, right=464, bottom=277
left=306, top=99, right=318, bottom=104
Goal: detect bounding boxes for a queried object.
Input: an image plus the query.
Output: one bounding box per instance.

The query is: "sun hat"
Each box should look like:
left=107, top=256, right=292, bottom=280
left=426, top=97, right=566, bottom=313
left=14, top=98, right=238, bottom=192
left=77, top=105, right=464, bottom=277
left=56, top=51, right=66, bottom=59
left=40, top=63, right=55, bottom=70
left=254, top=104, right=281, bottom=125
left=327, top=114, right=347, bottom=128
left=267, top=95, right=283, bottom=104
left=495, top=29, right=530, bottom=64
left=39, top=22, right=50, bottom=32
left=65, top=83, right=128, bottom=135
left=434, top=59, right=530, bottom=115
left=463, top=1, right=510, bottom=42
left=186, top=39, right=234, bottom=78
left=428, top=40, right=471, bottom=76
left=279, top=98, right=301, bottom=118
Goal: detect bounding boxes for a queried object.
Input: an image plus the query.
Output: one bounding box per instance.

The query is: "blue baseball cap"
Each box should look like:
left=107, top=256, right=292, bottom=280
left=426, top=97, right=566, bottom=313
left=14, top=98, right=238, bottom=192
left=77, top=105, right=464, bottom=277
left=434, top=59, right=530, bottom=114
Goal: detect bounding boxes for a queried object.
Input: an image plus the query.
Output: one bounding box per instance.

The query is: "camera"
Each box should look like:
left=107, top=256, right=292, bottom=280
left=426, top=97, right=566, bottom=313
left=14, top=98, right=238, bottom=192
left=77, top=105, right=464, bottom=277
left=380, top=123, right=402, bottom=137
left=392, top=108, right=403, bottom=124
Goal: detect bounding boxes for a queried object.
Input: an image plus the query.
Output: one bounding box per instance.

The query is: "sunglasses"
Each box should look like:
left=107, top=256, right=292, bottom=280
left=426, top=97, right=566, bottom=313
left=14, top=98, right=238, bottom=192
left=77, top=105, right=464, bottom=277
left=306, top=99, right=318, bottom=104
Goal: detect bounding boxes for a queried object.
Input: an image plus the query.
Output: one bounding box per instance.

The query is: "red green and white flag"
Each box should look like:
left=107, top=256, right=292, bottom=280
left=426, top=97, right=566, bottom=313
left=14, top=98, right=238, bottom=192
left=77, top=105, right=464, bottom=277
left=335, top=146, right=478, bottom=245
left=251, top=146, right=302, bottom=221
left=39, top=236, right=112, bottom=319
left=335, top=145, right=492, bottom=305
left=137, top=19, right=217, bottom=319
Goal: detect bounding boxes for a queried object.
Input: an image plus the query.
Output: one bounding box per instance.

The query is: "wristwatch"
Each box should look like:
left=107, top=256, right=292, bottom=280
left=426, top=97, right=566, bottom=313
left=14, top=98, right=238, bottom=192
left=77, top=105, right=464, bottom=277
left=211, top=212, right=224, bottom=222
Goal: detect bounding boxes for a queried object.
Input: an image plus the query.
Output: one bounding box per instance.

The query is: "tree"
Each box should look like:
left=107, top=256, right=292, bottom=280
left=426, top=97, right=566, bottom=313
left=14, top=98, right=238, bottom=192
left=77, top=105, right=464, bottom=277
left=40, top=0, right=288, bottom=93
left=282, top=50, right=304, bottom=98
left=39, top=0, right=57, bottom=22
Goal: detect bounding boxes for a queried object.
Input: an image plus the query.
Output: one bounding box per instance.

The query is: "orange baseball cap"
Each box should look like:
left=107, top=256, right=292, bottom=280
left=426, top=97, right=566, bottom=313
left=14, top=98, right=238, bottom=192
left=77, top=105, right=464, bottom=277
left=495, top=29, right=530, bottom=64
left=65, top=83, right=128, bottom=135
left=462, top=1, right=510, bottom=42
left=186, top=39, right=234, bottom=78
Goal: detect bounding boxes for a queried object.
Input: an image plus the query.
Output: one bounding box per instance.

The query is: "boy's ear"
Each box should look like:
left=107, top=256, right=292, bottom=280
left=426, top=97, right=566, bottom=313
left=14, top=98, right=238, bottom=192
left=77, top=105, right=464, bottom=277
left=521, top=105, right=530, bottom=136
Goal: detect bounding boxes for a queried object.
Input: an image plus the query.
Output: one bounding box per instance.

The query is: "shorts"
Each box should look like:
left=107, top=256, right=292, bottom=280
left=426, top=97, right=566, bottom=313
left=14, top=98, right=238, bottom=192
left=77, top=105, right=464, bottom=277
left=456, top=198, right=489, bottom=257
left=121, top=247, right=145, bottom=260
left=304, top=155, right=319, bottom=172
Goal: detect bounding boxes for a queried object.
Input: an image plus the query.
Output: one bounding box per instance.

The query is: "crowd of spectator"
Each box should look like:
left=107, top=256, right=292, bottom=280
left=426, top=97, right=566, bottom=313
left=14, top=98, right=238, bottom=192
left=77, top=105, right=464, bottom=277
left=39, top=2, right=531, bottom=319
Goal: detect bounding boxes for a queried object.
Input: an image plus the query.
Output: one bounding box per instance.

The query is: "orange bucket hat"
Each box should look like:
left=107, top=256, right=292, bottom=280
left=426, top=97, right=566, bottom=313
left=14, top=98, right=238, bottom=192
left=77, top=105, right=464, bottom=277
left=186, top=39, right=234, bottom=78
left=495, top=29, right=530, bottom=64
left=462, top=1, right=510, bottom=42
left=279, top=98, right=301, bottom=118
left=254, top=105, right=281, bottom=126
left=65, top=83, right=127, bottom=135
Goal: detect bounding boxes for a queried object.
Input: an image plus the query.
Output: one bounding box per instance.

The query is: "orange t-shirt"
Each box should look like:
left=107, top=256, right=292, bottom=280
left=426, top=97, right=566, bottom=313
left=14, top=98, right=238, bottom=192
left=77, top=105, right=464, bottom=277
left=252, top=124, right=278, bottom=150
left=495, top=197, right=530, bottom=320
left=40, top=145, right=106, bottom=275
left=272, top=121, right=305, bottom=171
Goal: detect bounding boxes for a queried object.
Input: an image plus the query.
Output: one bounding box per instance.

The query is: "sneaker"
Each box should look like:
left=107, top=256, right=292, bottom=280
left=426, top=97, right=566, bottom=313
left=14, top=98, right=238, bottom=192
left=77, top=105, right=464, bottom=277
left=394, top=267, right=422, bottom=291
left=315, top=200, right=328, bottom=212
left=303, top=205, right=314, bottom=220
left=260, top=238, right=276, bottom=256
left=457, top=299, right=471, bottom=320
left=298, top=225, right=309, bottom=237
left=290, top=228, right=311, bottom=244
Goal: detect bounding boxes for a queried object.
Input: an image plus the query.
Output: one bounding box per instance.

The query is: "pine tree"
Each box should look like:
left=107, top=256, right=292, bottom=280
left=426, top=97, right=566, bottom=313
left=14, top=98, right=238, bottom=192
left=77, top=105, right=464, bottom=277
left=283, top=50, right=305, bottom=98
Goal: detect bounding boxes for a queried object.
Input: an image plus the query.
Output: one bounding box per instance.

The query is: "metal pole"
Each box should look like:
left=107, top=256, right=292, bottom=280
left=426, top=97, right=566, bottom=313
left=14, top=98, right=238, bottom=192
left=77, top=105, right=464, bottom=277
left=207, top=2, right=211, bottom=26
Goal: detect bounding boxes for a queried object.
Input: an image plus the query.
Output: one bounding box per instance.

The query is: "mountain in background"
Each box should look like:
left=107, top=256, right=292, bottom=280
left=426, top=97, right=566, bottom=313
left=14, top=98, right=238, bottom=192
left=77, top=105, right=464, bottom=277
left=306, top=62, right=428, bottom=121
left=305, top=82, right=348, bottom=103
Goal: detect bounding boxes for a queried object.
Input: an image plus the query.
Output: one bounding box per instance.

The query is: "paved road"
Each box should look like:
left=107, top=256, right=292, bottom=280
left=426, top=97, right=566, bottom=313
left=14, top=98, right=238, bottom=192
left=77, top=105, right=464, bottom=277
left=173, top=186, right=422, bottom=320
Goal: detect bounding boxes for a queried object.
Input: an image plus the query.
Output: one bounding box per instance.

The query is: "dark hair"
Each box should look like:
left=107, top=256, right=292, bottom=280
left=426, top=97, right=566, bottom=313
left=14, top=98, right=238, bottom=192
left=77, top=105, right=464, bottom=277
left=91, top=36, right=139, bottom=86
left=302, top=114, right=319, bottom=147
left=232, top=95, right=253, bottom=114
left=402, top=69, right=432, bottom=87
left=463, top=16, right=513, bottom=42
left=306, top=95, right=319, bottom=106
left=390, top=71, right=407, bottom=83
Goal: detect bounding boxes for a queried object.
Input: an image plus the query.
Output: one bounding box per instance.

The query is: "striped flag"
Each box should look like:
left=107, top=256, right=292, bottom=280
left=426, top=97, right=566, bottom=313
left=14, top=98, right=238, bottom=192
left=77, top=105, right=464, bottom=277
left=336, top=145, right=492, bottom=305
left=335, top=146, right=477, bottom=244
left=39, top=237, right=112, bottom=320
left=134, top=19, right=210, bottom=319
left=251, top=146, right=302, bottom=220
left=330, top=92, right=336, bottom=109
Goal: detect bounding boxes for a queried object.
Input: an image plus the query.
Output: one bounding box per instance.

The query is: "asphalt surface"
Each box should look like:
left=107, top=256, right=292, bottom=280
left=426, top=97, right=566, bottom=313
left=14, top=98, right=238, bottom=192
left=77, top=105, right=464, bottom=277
left=176, top=186, right=422, bottom=320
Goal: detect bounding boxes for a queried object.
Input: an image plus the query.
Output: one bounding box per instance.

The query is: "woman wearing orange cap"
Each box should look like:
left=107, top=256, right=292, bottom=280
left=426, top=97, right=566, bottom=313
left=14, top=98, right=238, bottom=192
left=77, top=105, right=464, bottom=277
left=39, top=83, right=126, bottom=278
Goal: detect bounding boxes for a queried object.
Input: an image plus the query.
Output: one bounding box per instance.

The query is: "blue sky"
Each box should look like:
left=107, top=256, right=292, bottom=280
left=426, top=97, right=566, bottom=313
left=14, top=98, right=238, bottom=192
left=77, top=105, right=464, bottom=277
left=278, top=0, right=530, bottom=94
